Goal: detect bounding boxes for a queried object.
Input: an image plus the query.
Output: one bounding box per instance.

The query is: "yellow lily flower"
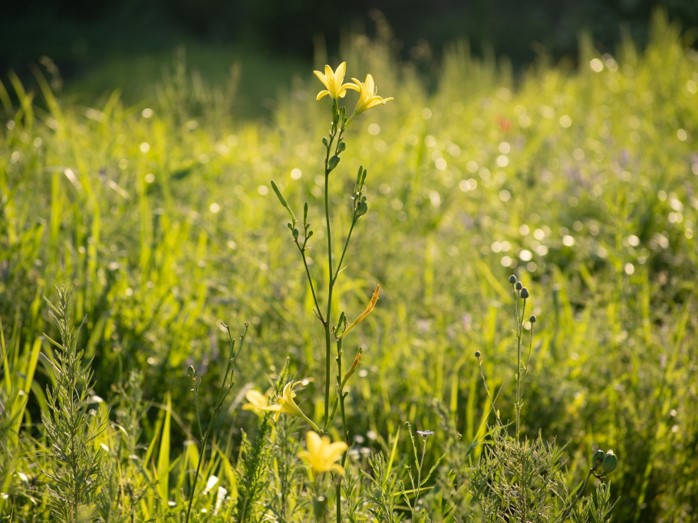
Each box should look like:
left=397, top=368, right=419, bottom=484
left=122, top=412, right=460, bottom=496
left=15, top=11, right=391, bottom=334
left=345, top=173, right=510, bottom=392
left=297, top=431, right=348, bottom=476
left=264, top=381, right=304, bottom=421
left=258, top=381, right=321, bottom=431
left=242, top=389, right=268, bottom=416
left=313, top=62, right=359, bottom=101
left=350, top=75, right=394, bottom=116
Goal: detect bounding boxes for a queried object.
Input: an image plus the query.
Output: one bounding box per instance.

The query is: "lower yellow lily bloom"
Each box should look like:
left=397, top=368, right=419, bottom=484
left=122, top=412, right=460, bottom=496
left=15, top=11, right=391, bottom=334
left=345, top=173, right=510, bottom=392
left=298, top=431, right=348, bottom=476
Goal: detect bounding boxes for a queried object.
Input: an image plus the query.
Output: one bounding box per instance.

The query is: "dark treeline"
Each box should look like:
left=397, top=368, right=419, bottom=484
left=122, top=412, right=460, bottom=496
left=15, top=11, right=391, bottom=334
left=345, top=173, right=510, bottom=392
left=2, top=0, right=697, bottom=79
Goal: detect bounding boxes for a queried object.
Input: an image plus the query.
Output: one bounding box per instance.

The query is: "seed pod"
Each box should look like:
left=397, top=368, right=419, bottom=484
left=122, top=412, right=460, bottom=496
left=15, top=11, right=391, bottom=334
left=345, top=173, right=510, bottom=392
left=509, top=275, right=517, bottom=284
left=603, top=450, right=618, bottom=474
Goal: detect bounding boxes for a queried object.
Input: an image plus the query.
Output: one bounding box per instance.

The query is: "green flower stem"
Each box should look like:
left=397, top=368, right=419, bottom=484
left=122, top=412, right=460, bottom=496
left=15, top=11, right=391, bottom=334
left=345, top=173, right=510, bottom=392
left=521, top=320, right=535, bottom=401
left=299, top=409, right=322, bottom=434
left=324, top=99, right=352, bottom=522
left=514, top=289, right=527, bottom=438
left=336, top=481, right=342, bottom=523
left=335, top=336, right=351, bottom=523
left=185, top=323, right=247, bottom=523
left=322, top=186, right=333, bottom=431
left=332, top=218, right=358, bottom=287
left=295, top=237, right=324, bottom=323
left=322, top=99, right=345, bottom=429
left=311, top=475, right=327, bottom=523
left=335, top=338, right=350, bottom=440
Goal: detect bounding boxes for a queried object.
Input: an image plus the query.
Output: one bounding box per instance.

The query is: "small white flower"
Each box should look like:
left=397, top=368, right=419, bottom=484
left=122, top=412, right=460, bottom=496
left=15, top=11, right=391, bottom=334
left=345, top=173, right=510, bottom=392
left=203, top=475, right=219, bottom=495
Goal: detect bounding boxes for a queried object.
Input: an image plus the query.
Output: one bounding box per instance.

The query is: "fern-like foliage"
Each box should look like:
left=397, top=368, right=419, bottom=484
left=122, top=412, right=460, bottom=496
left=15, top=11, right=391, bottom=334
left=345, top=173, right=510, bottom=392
left=41, top=288, right=106, bottom=522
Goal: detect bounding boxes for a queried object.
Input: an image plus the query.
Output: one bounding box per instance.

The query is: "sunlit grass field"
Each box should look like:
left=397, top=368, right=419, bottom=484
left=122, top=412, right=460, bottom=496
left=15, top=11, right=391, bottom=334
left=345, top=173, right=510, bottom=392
left=1, top=13, right=697, bottom=522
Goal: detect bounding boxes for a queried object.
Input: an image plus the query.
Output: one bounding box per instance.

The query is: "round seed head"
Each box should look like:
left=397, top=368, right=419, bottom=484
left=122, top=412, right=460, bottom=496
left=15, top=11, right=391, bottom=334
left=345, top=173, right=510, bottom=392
left=515, top=281, right=523, bottom=291
left=474, top=350, right=481, bottom=359
left=520, top=287, right=529, bottom=299
left=529, top=315, right=537, bottom=323
left=508, top=274, right=517, bottom=284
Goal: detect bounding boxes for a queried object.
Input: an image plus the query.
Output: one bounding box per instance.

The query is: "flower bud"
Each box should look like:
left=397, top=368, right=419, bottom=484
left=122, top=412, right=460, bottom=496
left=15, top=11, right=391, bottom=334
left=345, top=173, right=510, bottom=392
left=328, top=155, right=340, bottom=171
left=515, top=281, right=523, bottom=291
left=520, top=287, right=529, bottom=299
left=508, top=275, right=517, bottom=284
left=592, top=449, right=605, bottom=471
left=529, top=315, right=536, bottom=323
left=603, top=450, right=618, bottom=474
left=474, top=350, right=481, bottom=359
left=356, top=200, right=368, bottom=217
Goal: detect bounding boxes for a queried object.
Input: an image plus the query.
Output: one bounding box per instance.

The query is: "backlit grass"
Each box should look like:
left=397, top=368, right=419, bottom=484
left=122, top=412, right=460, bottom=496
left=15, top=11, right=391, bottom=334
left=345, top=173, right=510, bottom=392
left=1, top=12, right=697, bottom=521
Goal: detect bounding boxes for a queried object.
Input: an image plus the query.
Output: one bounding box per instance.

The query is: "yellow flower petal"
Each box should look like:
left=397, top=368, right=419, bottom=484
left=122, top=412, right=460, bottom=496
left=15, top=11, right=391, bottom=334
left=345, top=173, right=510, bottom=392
left=243, top=389, right=268, bottom=415
left=350, top=74, right=393, bottom=116
left=298, top=431, right=348, bottom=476
left=313, top=62, right=359, bottom=101
left=257, top=381, right=319, bottom=430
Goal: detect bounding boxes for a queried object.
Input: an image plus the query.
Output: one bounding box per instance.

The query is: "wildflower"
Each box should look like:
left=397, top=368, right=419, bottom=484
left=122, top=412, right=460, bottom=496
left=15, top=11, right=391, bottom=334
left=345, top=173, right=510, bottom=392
left=257, top=381, right=321, bottom=431
left=202, top=475, right=219, bottom=495
left=214, top=486, right=227, bottom=515
left=264, top=381, right=305, bottom=421
left=350, top=75, right=394, bottom=116
left=298, top=431, right=348, bottom=476
left=243, top=389, right=269, bottom=415
left=314, top=62, right=358, bottom=101
left=339, top=284, right=380, bottom=339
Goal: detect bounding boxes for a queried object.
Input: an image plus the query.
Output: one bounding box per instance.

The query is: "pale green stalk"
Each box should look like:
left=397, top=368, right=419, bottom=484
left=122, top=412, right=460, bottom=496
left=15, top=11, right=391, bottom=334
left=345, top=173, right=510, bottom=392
left=184, top=323, right=247, bottom=523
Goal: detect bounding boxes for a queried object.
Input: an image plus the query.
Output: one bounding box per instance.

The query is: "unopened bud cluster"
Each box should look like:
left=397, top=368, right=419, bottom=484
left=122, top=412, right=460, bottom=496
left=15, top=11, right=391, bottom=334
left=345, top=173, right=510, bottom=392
left=508, top=274, right=529, bottom=299
left=591, top=449, right=618, bottom=477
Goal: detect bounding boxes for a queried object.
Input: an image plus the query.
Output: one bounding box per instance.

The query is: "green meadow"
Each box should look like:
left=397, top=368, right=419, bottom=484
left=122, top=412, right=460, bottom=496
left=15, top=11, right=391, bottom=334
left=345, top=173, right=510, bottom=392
left=1, top=12, right=697, bottom=522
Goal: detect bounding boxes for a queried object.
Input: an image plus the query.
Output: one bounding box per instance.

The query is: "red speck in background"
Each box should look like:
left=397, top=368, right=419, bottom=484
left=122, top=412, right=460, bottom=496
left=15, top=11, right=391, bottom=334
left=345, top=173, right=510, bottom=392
left=497, top=116, right=512, bottom=133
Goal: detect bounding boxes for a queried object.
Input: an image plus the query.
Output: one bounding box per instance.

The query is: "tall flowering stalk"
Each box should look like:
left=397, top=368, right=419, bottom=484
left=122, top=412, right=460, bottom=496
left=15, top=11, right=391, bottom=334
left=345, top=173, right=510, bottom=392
left=268, top=61, right=392, bottom=521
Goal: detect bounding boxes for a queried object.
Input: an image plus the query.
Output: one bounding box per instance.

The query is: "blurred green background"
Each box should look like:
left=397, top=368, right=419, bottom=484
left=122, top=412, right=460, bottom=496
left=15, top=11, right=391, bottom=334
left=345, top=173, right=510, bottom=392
left=2, top=0, right=697, bottom=116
